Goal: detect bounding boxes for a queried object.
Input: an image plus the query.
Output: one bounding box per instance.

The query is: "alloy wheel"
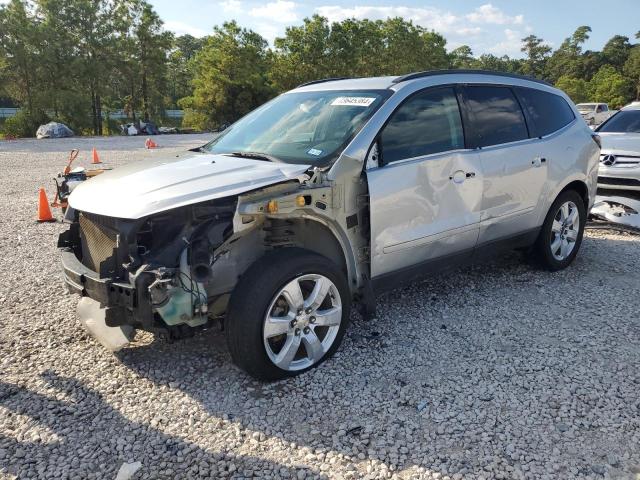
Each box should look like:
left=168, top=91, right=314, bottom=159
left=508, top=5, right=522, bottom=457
left=550, top=200, right=580, bottom=261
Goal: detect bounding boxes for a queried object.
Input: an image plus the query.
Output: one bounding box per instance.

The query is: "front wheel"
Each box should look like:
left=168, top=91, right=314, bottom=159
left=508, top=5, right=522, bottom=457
left=531, top=190, right=586, bottom=271
left=226, top=248, right=351, bottom=381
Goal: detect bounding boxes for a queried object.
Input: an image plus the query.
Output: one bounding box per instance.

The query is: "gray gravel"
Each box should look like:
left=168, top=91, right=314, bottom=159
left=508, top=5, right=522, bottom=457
left=1, top=134, right=640, bottom=480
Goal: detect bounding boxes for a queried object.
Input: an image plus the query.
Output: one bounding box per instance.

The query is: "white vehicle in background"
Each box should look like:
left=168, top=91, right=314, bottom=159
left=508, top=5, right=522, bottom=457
left=577, top=103, right=612, bottom=126
left=596, top=103, right=640, bottom=191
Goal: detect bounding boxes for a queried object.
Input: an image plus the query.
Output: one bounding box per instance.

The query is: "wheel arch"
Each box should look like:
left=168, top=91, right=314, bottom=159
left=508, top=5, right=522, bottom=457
left=559, top=179, right=590, bottom=210
left=208, top=214, right=358, bottom=308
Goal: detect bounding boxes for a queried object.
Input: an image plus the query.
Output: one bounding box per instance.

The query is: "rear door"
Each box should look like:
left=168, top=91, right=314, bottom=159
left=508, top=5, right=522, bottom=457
left=367, top=86, right=483, bottom=280
left=462, top=85, right=547, bottom=243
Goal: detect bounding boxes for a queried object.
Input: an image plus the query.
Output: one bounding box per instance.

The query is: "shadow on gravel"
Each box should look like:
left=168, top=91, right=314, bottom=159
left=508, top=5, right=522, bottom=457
left=0, top=372, right=328, bottom=479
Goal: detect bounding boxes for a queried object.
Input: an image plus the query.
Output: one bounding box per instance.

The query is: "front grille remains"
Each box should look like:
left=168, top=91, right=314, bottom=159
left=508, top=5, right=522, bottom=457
left=600, top=154, right=640, bottom=168
left=79, top=213, right=118, bottom=276
left=598, top=176, right=640, bottom=187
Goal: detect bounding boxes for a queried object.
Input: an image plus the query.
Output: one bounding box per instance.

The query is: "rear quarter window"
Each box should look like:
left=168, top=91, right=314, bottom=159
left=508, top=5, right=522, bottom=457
left=516, top=88, right=575, bottom=137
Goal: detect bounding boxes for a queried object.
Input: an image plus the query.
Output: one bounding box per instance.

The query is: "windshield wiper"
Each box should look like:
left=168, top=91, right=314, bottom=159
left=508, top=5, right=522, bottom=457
left=226, top=151, right=282, bottom=163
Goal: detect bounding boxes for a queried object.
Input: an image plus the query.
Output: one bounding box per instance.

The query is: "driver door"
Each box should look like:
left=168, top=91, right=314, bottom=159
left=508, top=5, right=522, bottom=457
left=366, top=86, right=483, bottom=285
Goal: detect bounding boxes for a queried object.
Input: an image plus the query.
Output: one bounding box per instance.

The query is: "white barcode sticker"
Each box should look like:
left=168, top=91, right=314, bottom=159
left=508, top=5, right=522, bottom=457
left=331, top=97, right=376, bottom=107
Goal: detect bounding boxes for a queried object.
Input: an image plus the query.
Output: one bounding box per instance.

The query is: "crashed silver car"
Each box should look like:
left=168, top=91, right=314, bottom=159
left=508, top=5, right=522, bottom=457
left=596, top=103, right=640, bottom=191
left=59, top=71, right=599, bottom=380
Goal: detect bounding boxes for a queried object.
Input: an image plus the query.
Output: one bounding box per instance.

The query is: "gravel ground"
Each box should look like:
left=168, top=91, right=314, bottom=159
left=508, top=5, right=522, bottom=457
left=1, top=134, right=639, bottom=480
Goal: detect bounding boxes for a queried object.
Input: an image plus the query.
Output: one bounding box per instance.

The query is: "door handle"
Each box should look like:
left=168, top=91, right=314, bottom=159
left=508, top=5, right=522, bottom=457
left=449, top=170, right=475, bottom=183
left=532, top=157, right=547, bottom=167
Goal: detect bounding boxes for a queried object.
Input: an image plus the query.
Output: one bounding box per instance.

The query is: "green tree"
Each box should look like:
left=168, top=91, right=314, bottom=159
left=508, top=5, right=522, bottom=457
left=589, top=65, right=632, bottom=108
left=555, top=75, right=589, bottom=103
left=271, top=16, right=449, bottom=90
left=180, top=21, right=272, bottom=129
left=167, top=34, right=207, bottom=107
left=450, top=45, right=475, bottom=69
left=378, top=18, right=448, bottom=75
left=602, top=35, right=632, bottom=71
left=520, top=35, right=551, bottom=78
left=0, top=0, right=42, bottom=114
left=476, top=54, right=522, bottom=73
left=624, top=33, right=640, bottom=100
left=546, top=26, right=592, bottom=82
left=270, top=15, right=333, bottom=91
left=131, top=2, right=173, bottom=122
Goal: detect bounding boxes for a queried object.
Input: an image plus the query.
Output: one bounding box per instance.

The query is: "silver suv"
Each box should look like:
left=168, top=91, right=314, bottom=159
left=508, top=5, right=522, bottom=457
left=59, top=70, right=600, bottom=380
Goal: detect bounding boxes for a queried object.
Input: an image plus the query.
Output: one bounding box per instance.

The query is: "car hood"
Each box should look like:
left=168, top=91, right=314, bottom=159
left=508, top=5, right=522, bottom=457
left=69, top=152, right=311, bottom=219
left=599, top=132, right=640, bottom=155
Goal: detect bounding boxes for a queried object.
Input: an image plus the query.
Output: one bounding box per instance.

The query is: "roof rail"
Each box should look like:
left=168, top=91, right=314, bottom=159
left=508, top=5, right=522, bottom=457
left=392, top=69, right=551, bottom=87
left=297, top=77, right=351, bottom=88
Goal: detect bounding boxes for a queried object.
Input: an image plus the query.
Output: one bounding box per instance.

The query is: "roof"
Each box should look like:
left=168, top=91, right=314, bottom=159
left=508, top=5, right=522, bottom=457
left=292, top=69, right=554, bottom=93
left=622, top=101, right=640, bottom=111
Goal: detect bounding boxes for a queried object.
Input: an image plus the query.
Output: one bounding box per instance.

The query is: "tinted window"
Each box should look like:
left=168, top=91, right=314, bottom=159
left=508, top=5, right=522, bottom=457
left=465, top=86, right=528, bottom=147
left=598, top=110, right=640, bottom=133
left=517, top=88, right=575, bottom=137
left=380, top=88, right=464, bottom=163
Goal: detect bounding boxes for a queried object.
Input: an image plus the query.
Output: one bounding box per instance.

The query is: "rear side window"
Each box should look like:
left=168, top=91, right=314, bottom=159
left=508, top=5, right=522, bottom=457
left=517, top=88, right=575, bottom=137
left=380, top=87, right=464, bottom=164
left=464, top=86, right=528, bottom=147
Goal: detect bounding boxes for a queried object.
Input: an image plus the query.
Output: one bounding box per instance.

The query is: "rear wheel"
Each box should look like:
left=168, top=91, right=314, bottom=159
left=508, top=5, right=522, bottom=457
left=532, top=190, right=586, bottom=271
left=226, top=248, right=351, bottom=381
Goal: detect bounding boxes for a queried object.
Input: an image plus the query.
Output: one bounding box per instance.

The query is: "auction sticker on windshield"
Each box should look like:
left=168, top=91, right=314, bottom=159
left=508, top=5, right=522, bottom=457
left=331, top=97, right=376, bottom=107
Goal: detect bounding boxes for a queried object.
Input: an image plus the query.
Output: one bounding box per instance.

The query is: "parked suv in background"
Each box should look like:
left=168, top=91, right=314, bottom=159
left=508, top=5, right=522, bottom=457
left=577, top=102, right=612, bottom=126
left=59, top=70, right=600, bottom=380
left=596, top=103, right=640, bottom=191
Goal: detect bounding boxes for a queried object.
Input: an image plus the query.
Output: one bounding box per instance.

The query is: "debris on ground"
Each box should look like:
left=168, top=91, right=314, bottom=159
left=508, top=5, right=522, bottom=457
left=120, top=120, right=159, bottom=136
left=36, top=121, right=74, bottom=139
left=114, top=461, right=142, bottom=480
left=588, top=194, right=640, bottom=233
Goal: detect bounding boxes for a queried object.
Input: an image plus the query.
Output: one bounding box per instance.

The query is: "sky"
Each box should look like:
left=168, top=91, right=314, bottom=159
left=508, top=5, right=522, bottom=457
left=149, top=0, right=640, bottom=58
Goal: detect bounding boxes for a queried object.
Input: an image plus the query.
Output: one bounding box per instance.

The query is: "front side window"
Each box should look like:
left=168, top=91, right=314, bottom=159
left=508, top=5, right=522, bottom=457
left=597, top=110, right=640, bottom=133
left=204, top=90, right=390, bottom=165
left=380, top=87, right=464, bottom=164
left=465, top=86, right=529, bottom=147
left=517, top=87, right=575, bottom=137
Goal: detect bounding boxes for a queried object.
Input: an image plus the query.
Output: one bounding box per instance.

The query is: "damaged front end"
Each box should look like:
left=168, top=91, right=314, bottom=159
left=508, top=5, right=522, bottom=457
left=58, top=197, right=237, bottom=349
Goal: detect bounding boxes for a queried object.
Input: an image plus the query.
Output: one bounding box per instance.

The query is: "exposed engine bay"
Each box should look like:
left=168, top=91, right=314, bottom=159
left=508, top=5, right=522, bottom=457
left=58, top=163, right=369, bottom=350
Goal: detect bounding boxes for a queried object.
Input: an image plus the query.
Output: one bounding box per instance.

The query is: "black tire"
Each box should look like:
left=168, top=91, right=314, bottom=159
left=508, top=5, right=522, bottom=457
left=531, top=190, right=586, bottom=271
left=226, top=248, right=351, bottom=381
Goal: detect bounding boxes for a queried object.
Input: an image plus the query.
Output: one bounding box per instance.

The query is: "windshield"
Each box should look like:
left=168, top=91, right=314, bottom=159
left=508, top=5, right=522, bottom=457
left=203, top=90, right=390, bottom=165
left=597, top=110, right=640, bottom=133
left=577, top=103, right=596, bottom=111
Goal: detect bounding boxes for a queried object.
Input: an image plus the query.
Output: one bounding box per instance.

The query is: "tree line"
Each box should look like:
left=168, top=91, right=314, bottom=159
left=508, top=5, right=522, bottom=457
left=1, top=0, right=640, bottom=137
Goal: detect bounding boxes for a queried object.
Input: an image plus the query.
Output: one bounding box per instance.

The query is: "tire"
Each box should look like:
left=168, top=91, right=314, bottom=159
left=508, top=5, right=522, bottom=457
left=226, top=248, right=351, bottom=381
left=531, top=190, right=586, bottom=271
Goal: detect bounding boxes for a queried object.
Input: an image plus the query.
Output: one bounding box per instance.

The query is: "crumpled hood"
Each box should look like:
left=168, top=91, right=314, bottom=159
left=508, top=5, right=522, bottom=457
left=599, top=132, right=640, bottom=155
left=69, top=152, right=310, bottom=219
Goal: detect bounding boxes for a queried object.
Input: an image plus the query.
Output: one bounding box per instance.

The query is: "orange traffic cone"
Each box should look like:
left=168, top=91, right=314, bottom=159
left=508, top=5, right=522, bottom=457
left=145, top=138, right=158, bottom=149
left=92, top=147, right=101, bottom=164
left=37, top=188, right=55, bottom=222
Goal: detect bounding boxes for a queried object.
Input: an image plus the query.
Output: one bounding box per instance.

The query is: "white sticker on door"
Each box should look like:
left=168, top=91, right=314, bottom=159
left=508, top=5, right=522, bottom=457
left=331, top=97, right=376, bottom=107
